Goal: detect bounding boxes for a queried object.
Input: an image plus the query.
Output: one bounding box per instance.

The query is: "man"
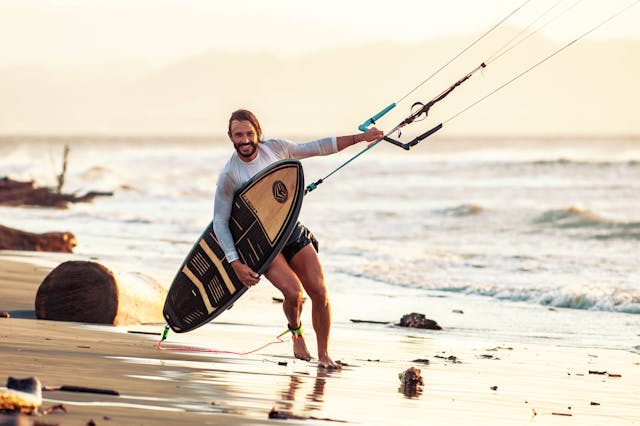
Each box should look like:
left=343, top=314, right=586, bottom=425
left=213, top=109, right=383, bottom=368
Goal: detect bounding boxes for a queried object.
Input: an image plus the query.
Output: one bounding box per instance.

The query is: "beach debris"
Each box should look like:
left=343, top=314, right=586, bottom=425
left=399, top=367, right=424, bottom=386
left=269, top=407, right=297, bottom=420
left=0, top=377, right=65, bottom=418
left=268, top=407, right=346, bottom=422
left=490, top=385, right=498, bottom=391
left=0, top=376, right=42, bottom=415
left=398, top=312, right=442, bottom=330
left=0, top=312, right=9, bottom=318
left=532, top=408, right=573, bottom=418
left=35, top=260, right=166, bottom=325
left=398, top=367, right=424, bottom=398
left=587, top=370, right=621, bottom=377
left=44, top=385, right=120, bottom=396
left=486, top=346, right=513, bottom=351
left=272, top=296, right=306, bottom=304
left=349, top=319, right=391, bottom=325
left=477, top=354, right=499, bottom=360
left=0, top=224, right=76, bottom=253
left=590, top=401, right=601, bottom=406
left=0, top=176, right=113, bottom=209
left=278, top=361, right=288, bottom=366
left=452, top=309, right=464, bottom=314
left=412, top=358, right=430, bottom=365
left=434, top=354, right=461, bottom=364
left=42, top=403, right=67, bottom=415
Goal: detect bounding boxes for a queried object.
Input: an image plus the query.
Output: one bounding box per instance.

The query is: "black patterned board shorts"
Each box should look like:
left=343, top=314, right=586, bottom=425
left=281, top=222, right=319, bottom=263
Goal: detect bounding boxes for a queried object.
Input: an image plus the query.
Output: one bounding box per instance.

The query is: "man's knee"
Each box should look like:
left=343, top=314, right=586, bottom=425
left=283, top=286, right=304, bottom=304
left=304, top=280, right=328, bottom=303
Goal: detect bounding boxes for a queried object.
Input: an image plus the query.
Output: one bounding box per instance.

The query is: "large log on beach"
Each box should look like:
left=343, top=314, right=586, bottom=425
left=0, top=224, right=76, bottom=253
left=35, top=261, right=166, bottom=325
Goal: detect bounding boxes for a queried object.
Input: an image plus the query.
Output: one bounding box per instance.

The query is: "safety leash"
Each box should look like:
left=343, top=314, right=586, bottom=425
left=156, top=324, right=291, bottom=356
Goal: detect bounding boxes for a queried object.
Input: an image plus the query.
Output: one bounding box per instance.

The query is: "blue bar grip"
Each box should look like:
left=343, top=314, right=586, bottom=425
left=358, top=103, right=396, bottom=132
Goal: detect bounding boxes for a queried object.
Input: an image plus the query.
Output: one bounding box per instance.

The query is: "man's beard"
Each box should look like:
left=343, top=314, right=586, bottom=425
left=234, top=141, right=257, bottom=158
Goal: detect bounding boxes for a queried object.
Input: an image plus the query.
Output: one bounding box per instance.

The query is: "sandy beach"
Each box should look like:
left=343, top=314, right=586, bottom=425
left=1, top=253, right=639, bottom=426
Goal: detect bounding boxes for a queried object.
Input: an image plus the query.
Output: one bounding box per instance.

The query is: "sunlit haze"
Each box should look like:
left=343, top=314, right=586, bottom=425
left=2, top=0, right=639, bottom=66
left=1, top=0, right=639, bottom=135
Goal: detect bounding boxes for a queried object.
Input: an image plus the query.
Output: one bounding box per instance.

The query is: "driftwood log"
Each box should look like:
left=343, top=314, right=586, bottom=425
left=0, top=224, right=76, bottom=253
left=0, top=177, right=112, bottom=208
left=35, top=261, right=166, bottom=325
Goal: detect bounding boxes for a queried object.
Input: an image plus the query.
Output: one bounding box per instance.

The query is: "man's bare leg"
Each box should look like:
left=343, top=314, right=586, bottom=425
left=290, top=245, right=341, bottom=369
left=265, top=254, right=311, bottom=361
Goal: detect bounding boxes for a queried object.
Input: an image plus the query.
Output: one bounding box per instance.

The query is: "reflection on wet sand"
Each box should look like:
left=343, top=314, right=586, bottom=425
left=275, top=369, right=333, bottom=415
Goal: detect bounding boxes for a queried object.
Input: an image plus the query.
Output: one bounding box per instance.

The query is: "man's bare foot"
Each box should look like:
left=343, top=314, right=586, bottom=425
left=293, top=336, right=311, bottom=361
left=317, top=355, right=342, bottom=369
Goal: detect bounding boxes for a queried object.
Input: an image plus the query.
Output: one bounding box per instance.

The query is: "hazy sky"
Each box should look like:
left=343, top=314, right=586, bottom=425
left=2, top=0, right=639, bottom=67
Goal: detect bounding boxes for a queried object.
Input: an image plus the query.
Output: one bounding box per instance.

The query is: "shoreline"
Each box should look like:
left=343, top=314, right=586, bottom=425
left=1, top=253, right=639, bottom=425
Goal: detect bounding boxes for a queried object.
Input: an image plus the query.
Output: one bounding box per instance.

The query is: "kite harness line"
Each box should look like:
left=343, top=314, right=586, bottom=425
left=304, top=0, right=640, bottom=195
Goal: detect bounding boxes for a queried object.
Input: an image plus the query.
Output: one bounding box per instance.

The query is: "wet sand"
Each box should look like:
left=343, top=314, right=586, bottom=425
left=1, top=253, right=639, bottom=425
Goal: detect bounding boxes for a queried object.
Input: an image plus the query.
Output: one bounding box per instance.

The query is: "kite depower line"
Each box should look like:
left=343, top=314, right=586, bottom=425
left=304, top=0, right=639, bottom=194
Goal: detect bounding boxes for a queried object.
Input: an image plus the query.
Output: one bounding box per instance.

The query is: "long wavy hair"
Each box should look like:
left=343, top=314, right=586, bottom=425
left=228, top=109, right=263, bottom=142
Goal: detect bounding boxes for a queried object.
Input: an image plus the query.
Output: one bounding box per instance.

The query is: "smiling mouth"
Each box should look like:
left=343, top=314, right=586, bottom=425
left=236, top=143, right=254, bottom=151
left=235, top=142, right=256, bottom=157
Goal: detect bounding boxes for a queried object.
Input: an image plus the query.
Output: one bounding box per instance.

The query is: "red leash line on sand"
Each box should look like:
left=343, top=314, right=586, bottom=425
left=156, top=328, right=289, bottom=356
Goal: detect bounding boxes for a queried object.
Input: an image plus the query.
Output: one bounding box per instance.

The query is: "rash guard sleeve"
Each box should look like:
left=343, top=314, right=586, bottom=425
left=272, top=137, right=338, bottom=159
left=212, top=170, right=240, bottom=263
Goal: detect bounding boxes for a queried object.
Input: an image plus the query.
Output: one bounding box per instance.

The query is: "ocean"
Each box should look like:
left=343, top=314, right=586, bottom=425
left=1, top=135, right=638, bottom=353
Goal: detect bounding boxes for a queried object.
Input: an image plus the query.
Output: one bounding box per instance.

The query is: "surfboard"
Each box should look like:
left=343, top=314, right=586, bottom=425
left=163, top=159, right=305, bottom=333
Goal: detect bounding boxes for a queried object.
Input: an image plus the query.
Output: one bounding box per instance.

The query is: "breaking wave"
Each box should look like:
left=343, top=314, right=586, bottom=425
left=446, top=284, right=640, bottom=314
left=533, top=206, right=640, bottom=237
left=339, top=266, right=640, bottom=315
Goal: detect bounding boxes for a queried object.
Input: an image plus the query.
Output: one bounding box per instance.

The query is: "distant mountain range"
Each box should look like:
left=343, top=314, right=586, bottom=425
left=1, top=30, right=638, bottom=137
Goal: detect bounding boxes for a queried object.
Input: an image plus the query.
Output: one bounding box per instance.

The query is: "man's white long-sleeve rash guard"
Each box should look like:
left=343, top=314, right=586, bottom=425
left=213, top=137, right=337, bottom=263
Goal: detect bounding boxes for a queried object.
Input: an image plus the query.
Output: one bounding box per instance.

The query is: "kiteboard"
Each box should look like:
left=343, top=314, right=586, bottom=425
left=163, top=159, right=304, bottom=333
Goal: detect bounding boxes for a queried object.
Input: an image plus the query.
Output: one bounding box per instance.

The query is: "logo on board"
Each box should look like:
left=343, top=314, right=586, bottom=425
left=272, top=181, right=288, bottom=203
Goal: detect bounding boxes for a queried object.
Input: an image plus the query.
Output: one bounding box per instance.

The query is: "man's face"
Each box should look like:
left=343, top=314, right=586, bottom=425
left=229, top=119, right=258, bottom=161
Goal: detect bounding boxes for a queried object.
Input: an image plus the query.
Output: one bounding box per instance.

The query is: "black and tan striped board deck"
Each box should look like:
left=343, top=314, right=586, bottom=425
left=163, top=159, right=304, bottom=333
